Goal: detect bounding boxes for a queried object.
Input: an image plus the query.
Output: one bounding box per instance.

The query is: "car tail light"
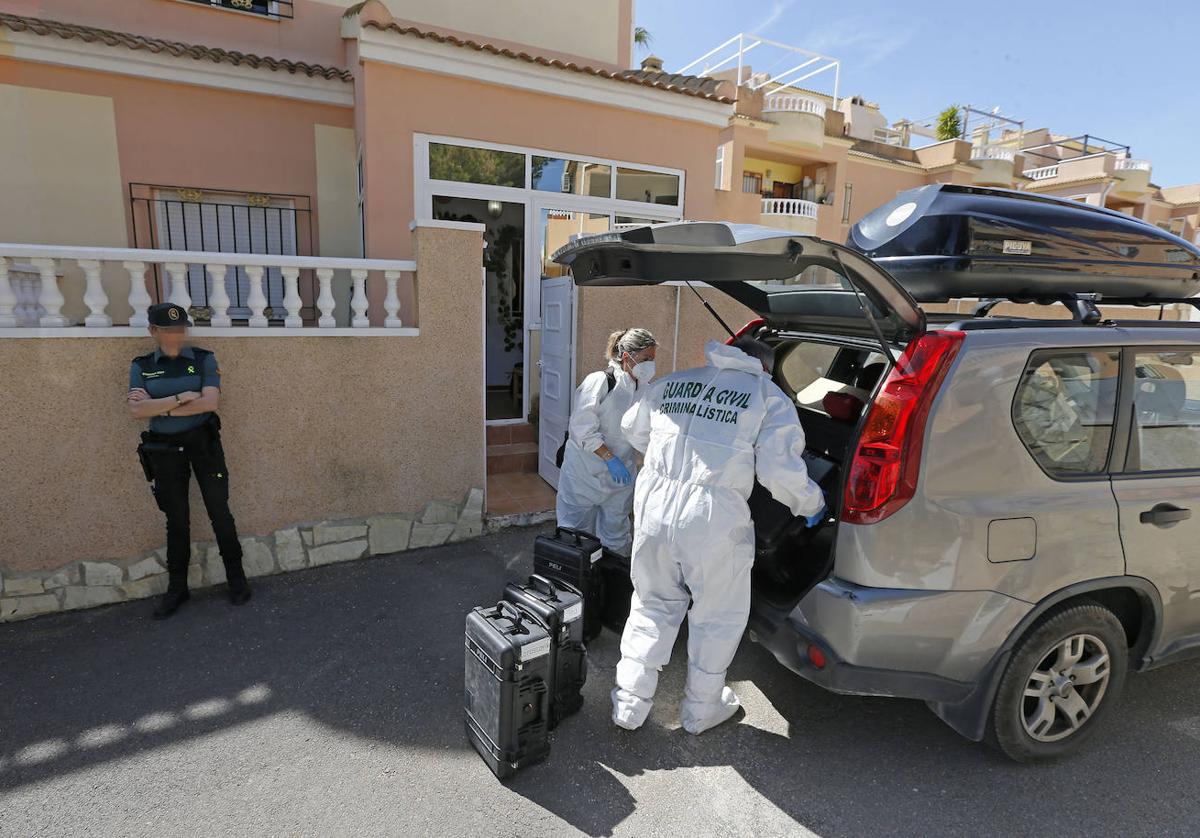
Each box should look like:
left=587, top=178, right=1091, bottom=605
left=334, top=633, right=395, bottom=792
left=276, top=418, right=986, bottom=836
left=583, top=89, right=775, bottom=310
left=842, top=330, right=964, bottom=525
left=807, top=644, right=827, bottom=670
left=725, top=318, right=765, bottom=344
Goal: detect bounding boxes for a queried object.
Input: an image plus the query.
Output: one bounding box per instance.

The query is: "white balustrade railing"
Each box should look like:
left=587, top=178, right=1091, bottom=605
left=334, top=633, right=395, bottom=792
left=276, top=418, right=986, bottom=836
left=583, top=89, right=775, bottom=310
left=1115, top=157, right=1152, bottom=172
left=972, top=145, right=1016, bottom=162
left=0, top=244, right=416, bottom=332
left=761, top=198, right=820, bottom=219
left=1023, top=164, right=1060, bottom=181
left=762, top=93, right=827, bottom=118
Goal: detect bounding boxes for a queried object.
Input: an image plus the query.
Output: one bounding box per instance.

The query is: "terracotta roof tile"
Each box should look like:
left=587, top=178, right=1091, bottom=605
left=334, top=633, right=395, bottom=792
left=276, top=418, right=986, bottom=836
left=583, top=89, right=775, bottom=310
left=0, top=12, right=353, bottom=82
left=360, top=21, right=732, bottom=104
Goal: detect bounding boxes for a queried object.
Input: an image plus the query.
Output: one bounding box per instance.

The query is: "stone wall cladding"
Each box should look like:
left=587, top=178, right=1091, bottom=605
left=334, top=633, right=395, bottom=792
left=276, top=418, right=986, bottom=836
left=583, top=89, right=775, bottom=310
left=0, top=488, right=483, bottom=623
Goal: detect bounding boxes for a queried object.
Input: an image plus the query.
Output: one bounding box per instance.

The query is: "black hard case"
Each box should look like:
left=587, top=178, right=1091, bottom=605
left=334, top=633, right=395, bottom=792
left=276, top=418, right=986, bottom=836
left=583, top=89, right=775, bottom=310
left=464, top=601, right=552, bottom=779
left=533, top=527, right=605, bottom=640
left=598, top=550, right=634, bottom=635
left=503, top=575, right=587, bottom=727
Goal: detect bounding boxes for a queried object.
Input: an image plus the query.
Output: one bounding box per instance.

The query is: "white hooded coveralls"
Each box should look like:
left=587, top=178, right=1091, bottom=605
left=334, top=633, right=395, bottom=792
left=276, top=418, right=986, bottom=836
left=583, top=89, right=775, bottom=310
left=556, top=360, right=642, bottom=556
left=613, top=340, right=825, bottom=733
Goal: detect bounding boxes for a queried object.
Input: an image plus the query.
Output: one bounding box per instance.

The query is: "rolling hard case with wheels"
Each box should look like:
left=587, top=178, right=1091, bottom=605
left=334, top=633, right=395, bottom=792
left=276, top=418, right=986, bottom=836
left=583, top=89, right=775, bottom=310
left=464, top=601, right=552, bottom=780
left=503, top=574, right=587, bottom=727
left=533, top=527, right=605, bottom=641
left=598, top=550, right=634, bottom=635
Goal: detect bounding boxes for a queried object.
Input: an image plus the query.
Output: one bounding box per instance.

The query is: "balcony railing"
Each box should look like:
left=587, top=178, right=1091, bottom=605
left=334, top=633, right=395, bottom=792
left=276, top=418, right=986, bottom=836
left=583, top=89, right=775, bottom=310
left=972, top=145, right=1017, bottom=162
left=761, top=198, right=819, bottom=218
left=0, top=245, right=414, bottom=333
left=179, top=0, right=294, bottom=19
left=1115, top=157, right=1152, bottom=172
left=762, top=94, right=827, bottom=118
left=1023, top=164, right=1060, bottom=181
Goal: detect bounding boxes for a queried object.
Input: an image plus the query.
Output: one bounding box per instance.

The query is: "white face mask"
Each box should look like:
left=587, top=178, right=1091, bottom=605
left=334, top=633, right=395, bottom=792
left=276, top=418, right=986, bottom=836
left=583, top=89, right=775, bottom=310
left=631, top=359, right=656, bottom=382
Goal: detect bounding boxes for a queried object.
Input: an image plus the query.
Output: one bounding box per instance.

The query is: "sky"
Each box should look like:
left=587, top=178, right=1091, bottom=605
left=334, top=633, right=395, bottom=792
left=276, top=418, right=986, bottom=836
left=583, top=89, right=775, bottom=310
left=635, top=0, right=1200, bottom=187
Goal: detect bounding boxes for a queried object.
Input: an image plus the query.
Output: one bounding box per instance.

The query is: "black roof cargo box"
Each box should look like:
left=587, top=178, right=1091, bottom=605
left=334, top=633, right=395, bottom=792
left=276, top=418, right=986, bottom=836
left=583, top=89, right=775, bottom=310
left=847, top=184, right=1200, bottom=302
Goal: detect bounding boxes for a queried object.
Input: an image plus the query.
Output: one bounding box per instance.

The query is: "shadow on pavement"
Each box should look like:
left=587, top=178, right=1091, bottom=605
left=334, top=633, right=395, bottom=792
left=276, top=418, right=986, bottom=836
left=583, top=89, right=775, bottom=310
left=3, top=523, right=1200, bottom=836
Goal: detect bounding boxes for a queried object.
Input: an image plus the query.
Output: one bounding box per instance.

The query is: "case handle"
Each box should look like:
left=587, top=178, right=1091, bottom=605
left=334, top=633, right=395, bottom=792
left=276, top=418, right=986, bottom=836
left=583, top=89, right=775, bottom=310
left=554, top=526, right=589, bottom=545
left=528, top=574, right=558, bottom=598
left=493, top=600, right=529, bottom=633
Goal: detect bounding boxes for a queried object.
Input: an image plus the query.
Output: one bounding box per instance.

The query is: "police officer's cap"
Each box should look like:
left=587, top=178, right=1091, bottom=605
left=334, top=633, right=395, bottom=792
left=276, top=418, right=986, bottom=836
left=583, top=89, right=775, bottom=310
left=148, top=303, right=192, bottom=327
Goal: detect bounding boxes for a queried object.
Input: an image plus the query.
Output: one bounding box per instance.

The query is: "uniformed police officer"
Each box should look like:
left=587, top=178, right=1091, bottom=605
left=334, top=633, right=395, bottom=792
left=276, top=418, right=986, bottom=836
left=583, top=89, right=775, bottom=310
left=126, top=303, right=250, bottom=619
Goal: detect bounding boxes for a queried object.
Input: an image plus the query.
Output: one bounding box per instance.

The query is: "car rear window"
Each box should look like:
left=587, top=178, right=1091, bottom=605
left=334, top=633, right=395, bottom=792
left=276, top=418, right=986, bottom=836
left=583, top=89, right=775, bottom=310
left=776, top=341, right=886, bottom=415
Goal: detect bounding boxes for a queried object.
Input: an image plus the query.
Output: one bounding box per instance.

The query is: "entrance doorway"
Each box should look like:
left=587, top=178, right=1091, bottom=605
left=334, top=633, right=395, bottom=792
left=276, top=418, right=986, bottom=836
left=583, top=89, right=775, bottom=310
left=433, top=196, right=526, bottom=421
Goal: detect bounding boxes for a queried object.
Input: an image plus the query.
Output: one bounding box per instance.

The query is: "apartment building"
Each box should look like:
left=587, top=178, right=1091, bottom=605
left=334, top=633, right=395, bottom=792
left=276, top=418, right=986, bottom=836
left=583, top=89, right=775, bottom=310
left=1, top=2, right=1197, bottom=618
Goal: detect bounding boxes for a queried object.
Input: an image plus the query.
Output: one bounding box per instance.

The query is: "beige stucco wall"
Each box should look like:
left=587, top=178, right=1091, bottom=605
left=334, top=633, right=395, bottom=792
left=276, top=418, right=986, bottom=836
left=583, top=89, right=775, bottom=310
left=0, top=225, right=484, bottom=577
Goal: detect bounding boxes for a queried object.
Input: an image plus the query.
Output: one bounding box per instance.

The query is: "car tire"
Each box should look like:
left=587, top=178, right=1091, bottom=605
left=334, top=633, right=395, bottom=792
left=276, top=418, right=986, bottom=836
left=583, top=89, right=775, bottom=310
left=990, top=601, right=1128, bottom=763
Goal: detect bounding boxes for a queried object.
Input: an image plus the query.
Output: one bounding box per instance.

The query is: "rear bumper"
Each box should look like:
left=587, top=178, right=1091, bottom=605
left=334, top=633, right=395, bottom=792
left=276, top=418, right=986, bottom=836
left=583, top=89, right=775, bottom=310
left=749, top=603, right=975, bottom=706
left=748, top=577, right=1031, bottom=732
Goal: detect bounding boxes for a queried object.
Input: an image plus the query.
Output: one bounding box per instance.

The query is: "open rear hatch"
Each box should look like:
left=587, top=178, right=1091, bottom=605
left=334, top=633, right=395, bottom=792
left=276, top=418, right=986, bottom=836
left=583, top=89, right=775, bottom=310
left=551, top=222, right=925, bottom=345
left=552, top=223, right=924, bottom=617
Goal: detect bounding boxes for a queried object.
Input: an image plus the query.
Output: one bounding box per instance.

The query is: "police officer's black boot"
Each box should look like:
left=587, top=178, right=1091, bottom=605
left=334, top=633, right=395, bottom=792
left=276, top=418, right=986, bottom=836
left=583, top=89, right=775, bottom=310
left=228, top=575, right=252, bottom=606
left=153, top=579, right=190, bottom=620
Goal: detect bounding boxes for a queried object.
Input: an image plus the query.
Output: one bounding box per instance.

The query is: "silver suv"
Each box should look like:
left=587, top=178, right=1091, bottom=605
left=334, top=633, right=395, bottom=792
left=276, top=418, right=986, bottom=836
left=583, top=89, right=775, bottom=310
left=554, top=186, right=1200, bottom=761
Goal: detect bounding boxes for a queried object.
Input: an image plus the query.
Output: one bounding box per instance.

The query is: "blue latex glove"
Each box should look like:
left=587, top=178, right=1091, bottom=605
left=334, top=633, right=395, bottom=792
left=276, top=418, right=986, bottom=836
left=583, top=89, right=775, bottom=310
left=606, top=457, right=632, bottom=485
left=804, top=497, right=828, bottom=528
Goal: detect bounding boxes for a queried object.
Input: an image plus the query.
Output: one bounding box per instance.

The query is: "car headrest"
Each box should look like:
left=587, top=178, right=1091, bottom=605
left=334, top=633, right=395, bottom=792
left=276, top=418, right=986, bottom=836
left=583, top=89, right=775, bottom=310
left=823, top=391, right=865, bottom=424
left=855, top=362, right=886, bottom=391
left=1138, top=363, right=1186, bottom=417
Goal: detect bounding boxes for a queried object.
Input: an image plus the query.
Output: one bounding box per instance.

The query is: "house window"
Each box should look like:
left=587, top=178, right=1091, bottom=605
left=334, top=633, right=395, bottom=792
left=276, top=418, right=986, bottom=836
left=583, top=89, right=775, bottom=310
left=842, top=183, right=854, bottom=223
left=130, top=184, right=313, bottom=321
left=532, top=157, right=612, bottom=197
left=714, top=145, right=726, bottom=190
left=429, top=143, right=525, bottom=188
left=742, top=172, right=763, bottom=194
left=615, top=167, right=681, bottom=206
left=178, top=0, right=294, bottom=20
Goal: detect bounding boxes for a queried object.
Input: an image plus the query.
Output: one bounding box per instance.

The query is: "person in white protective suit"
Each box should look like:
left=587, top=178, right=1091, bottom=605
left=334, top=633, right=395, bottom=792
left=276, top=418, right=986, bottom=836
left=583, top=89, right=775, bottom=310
left=556, top=328, right=658, bottom=556
left=613, top=336, right=826, bottom=734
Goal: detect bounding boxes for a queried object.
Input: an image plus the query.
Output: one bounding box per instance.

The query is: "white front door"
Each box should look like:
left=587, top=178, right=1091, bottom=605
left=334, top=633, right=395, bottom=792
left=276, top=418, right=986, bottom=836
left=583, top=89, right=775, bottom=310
left=538, top=276, right=575, bottom=488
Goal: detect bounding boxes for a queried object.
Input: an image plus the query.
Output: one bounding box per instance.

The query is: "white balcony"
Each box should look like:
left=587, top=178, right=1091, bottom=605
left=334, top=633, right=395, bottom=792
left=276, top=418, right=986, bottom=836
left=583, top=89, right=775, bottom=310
left=0, top=244, right=416, bottom=336
left=1111, top=156, right=1153, bottom=200
left=763, top=93, right=827, bottom=118
left=760, top=198, right=819, bottom=234
left=762, top=93, right=827, bottom=150
left=1115, top=157, right=1152, bottom=172
left=972, top=145, right=1016, bottom=162
left=970, top=145, right=1018, bottom=187
left=1023, top=164, right=1060, bottom=181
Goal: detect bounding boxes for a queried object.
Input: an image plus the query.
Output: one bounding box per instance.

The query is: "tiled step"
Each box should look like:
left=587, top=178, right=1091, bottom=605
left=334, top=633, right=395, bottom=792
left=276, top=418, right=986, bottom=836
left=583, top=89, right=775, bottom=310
left=486, top=423, right=537, bottom=445
left=487, top=472, right=556, bottom=516
left=486, top=441, right=538, bottom=475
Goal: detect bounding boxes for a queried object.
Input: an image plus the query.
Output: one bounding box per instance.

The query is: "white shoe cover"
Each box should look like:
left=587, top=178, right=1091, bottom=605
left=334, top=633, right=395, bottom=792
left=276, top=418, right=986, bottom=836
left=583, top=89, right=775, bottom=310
left=612, top=686, right=652, bottom=731
left=681, top=686, right=741, bottom=735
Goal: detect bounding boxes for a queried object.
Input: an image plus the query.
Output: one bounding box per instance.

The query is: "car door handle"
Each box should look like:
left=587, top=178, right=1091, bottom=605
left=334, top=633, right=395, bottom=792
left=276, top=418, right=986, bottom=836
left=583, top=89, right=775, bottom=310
left=1139, top=503, right=1192, bottom=526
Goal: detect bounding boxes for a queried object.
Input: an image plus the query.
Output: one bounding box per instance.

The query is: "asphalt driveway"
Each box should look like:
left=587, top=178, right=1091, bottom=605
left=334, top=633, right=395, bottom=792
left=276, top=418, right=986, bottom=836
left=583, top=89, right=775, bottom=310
left=2, top=524, right=1199, bottom=837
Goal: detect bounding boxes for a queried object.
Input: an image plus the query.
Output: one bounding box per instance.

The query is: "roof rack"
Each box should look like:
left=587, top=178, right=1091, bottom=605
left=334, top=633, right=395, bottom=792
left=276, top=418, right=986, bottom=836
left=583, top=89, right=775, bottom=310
left=969, top=294, right=1200, bottom=325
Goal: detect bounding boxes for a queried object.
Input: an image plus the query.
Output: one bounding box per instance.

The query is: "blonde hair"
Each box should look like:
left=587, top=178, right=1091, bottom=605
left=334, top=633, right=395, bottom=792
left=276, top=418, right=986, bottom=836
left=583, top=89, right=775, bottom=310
left=605, top=328, right=657, bottom=364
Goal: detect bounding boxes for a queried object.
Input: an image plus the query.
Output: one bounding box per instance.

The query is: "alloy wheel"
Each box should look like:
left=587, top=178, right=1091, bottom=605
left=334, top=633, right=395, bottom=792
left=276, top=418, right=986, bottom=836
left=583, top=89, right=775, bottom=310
left=1020, top=633, right=1111, bottom=742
